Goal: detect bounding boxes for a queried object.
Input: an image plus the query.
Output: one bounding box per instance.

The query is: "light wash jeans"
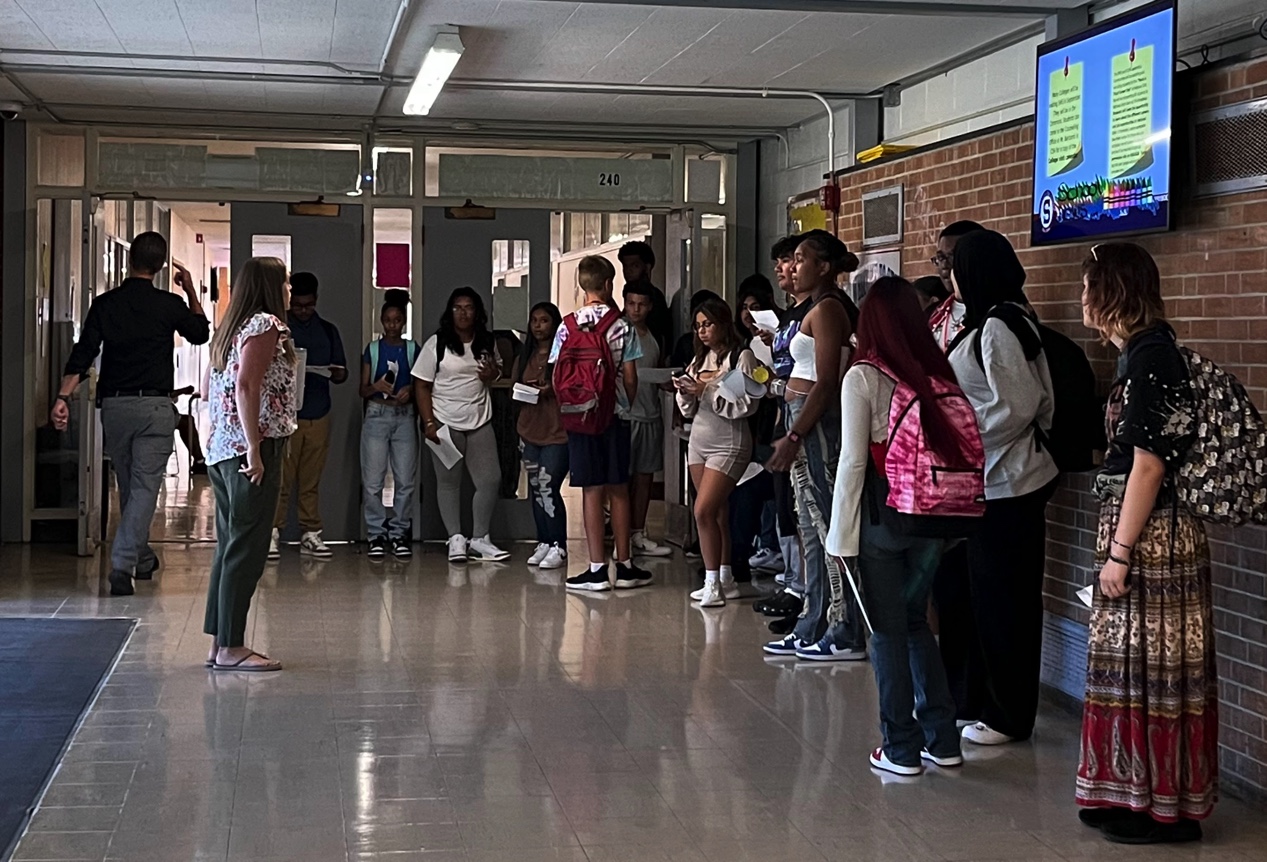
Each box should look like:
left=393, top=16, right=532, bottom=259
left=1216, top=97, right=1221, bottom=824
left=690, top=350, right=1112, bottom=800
left=361, top=402, right=418, bottom=540
left=521, top=442, right=569, bottom=546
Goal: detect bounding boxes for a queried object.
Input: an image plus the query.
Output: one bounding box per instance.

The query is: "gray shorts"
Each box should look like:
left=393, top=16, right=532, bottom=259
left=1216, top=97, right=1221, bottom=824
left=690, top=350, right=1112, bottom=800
left=628, top=418, right=664, bottom=475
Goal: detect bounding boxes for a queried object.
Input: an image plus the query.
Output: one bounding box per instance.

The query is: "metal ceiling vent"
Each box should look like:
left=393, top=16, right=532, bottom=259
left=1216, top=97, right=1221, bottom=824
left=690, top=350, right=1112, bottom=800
left=1192, top=97, right=1267, bottom=197
left=861, top=185, right=903, bottom=248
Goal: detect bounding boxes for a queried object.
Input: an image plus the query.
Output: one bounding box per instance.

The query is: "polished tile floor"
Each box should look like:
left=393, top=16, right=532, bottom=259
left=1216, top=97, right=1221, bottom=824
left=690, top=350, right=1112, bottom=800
left=3, top=536, right=1266, bottom=862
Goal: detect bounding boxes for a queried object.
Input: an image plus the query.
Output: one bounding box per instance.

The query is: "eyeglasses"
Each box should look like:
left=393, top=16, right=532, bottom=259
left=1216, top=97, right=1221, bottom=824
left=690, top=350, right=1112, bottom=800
left=930, top=251, right=953, bottom=269
left=694, top=320, right=716, bottom=331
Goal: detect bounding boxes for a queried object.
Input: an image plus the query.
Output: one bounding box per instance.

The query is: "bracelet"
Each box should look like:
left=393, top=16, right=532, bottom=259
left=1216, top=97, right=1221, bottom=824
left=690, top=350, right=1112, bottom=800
left=1108, top=553, right=1131, bottom=567
left=425, top=419, right=438, bottom=427
left=1112, top=539, right=1133, bottom=551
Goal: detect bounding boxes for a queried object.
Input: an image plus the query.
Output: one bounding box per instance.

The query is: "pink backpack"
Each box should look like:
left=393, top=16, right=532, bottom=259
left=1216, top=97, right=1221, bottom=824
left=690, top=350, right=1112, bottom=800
left=859, top=360, right=986, bottom=538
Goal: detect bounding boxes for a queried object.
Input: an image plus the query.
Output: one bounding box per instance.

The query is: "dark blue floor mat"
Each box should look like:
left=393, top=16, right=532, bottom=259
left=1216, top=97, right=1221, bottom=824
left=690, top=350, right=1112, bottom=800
left=0, top=617, right=134, bottom=861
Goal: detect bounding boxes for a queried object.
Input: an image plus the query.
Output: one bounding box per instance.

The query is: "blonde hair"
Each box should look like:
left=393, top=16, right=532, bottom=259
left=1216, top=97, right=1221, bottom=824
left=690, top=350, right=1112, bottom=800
left=577, top=255, right=615, bottom=295
left=210, top=256, right=295, bottom=371
left=1081, top=243, right=1167, bottom=343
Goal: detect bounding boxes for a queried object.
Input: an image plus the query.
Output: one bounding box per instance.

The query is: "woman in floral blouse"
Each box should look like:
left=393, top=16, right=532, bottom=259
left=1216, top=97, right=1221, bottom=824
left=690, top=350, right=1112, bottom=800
left=203, top=257, right=298, bottom=672
left=1076, top=243, right=1214, bottom=845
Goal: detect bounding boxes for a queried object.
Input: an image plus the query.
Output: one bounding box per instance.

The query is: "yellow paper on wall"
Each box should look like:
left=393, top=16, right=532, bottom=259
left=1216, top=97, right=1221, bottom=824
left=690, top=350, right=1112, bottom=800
left=1047, top=59, right=1084, bottom=176
left=1109, top=41, right=1154, bottom=178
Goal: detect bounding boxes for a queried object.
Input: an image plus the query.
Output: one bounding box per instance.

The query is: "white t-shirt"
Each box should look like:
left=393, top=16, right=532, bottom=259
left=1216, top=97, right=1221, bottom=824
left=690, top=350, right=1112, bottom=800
left=410, top=334, right=493, bottom=431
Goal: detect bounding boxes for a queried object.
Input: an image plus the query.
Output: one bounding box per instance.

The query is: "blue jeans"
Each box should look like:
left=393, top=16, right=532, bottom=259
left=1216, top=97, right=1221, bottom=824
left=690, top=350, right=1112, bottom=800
left=361, top=403, right=418, bottom=539
left=788, top=395, right=865, bottom=650
left=860, top=506, right=959, bottom=767
left=522, top=442, right=569, bottom=546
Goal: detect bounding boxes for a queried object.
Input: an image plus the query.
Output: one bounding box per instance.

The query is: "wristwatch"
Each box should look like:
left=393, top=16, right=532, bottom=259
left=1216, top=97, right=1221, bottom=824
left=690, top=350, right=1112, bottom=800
left=55, top=394, right=72, bottom=406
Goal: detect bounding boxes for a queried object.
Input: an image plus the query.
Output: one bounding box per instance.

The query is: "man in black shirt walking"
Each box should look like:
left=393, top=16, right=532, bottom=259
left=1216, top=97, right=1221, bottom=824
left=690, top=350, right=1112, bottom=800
left=51, top=232, right=211, bottom=596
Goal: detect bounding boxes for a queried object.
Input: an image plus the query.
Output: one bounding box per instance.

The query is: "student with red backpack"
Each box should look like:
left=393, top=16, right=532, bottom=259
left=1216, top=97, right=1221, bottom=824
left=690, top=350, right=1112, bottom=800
left=551, top=256, right=654, bottom=592
left=828, top=277, right=984, bottom=776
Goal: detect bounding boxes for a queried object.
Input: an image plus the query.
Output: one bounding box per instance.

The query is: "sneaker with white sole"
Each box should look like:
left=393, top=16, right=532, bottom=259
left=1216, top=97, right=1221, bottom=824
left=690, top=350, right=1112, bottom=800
left=613, top=561, right=653, bottom=589
left=631, top=533, right=672, bottom=558
left=774, top=572, right=787, bottom=585
left=527, top=543, right=551, bottom=566
left=762, top=634, right=807, bottom=656
left=539, top=544, right=567, bottom=570
left=367, top=537, right=387, bottom=559
left=300, top=531, right=333, bottom=558
left=268, top=528, right=281, bottom=561
left=870, top=747, right=923, bottom=776
left=694, top=581, right=725, bottom=608
left=920, top=749, right=964, bottom=768
left=690, top=577, right=740, bottom=603
left=392, top=537, right=412, bottom=558
left=468, top=535, right=510, bottom=562
left=566, top=566, right=611, bottom=592
left=447, top=535, right=469, bottom=563
left=796, top=638, right=868, bottom=662
left=961, top=722, right=1015, bottom=746
left=748, top=547, right=784, bottom=572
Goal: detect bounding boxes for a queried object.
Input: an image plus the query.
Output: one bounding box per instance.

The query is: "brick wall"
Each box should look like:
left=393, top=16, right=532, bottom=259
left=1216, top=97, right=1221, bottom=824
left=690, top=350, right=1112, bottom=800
left=831, top=54, right=1267, bottom=801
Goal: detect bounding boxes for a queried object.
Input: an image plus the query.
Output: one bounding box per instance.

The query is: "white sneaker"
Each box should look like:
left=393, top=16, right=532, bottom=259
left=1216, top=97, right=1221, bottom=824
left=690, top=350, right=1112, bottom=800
left=689, top=577, right=739, bottom=602
left=870, top=747, right=923, bottom=777
left=920, top=749, right=964, bottom=768
left=300, top=531, right=333, bottom=558
left=468, top=535, right=510, bottom=562
left=961, top=722, right=1015, bottom=746
left=631, top=533, right=672, bottom=557
left=528, top=543, right=550, bottom=566
left=447, top=535, right=468, bottom=563
left=539, top=545, right=568, bottom=570
left=267, top=529, right=280, bottom=561
left=695, top=580, right=725, bottom=608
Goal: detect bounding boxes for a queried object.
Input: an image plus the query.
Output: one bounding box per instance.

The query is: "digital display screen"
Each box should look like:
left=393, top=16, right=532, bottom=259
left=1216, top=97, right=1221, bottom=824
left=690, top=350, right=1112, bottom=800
left=1031, top=1, right=1176, bottom=245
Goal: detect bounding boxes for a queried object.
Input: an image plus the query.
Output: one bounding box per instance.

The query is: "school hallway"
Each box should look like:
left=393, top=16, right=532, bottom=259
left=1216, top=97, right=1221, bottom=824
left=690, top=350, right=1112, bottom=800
left=3, top=540, right=1266, bottom=862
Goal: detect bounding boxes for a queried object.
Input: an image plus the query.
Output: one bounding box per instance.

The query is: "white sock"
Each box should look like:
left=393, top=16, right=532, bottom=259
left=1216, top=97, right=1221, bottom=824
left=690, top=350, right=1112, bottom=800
left=705, top=569, right=720, bottom=585
left=632, top=530, right=645, bottom=541
left=616, top=559, right=632, bottom=568
left=719, top=565, right=734, bottom=583
left=590, top=561, right=606, bottom=573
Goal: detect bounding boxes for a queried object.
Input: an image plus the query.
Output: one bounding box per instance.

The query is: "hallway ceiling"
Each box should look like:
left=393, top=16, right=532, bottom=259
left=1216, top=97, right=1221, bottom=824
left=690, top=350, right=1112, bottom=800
left=0, top=0, right=1089, bottom=136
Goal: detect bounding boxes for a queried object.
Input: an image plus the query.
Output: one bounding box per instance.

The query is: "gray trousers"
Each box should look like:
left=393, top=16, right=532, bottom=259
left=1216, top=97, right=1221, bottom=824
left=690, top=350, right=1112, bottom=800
left=101, top=397, right=176, bottom=573
left=431, top=423, right=501, bottom=539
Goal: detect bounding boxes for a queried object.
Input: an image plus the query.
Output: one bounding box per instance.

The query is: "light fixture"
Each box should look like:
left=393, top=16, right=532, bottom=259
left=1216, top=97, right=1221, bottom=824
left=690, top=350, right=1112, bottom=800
left=403, top=27, right=464, bottom=116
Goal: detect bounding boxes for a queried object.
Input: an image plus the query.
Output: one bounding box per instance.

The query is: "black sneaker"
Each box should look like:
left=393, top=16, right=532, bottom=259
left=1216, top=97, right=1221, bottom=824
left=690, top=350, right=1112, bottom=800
left=566, top=566, right=611, bottom=592
left=613, top=561, right=653, bottom=589
left=1101, top=813, right=1202, bottom=845
left=367, top=537, right=387, bottom=559
left=754, top=590, right=803, bottom=617
left=108, top=570, right=133, bottom=597
left=134, top=557, right=160, bottom=581
left=768, top=614, right=798, bottom=635
left=392, top=537, right=412, bottom=558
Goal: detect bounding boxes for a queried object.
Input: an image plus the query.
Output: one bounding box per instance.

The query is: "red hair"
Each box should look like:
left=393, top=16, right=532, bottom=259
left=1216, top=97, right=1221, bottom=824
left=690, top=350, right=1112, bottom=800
left=854, top=277, right=974, bottom=466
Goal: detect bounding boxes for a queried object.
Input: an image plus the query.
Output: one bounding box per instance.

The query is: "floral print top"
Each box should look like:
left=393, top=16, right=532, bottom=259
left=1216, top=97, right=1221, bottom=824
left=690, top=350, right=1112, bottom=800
left=1103, top=323, right=1194, bottom=479
left=207, top=313, right=298, bottom=466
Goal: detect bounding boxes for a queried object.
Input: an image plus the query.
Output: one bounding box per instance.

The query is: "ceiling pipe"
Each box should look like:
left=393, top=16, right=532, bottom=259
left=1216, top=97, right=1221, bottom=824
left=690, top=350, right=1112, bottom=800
left=0, top=64, right=61, bottom=121
left=374, top=0, right=415, bottom=118
left=0, top=47, right=375, bottom=77
left=0, top=63, right=384, bottom=87
left=445, top=78, right=858, bottom=174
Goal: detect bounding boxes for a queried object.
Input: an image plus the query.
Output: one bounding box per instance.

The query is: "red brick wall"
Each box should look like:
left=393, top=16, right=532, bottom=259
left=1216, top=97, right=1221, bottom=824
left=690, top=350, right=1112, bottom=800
left=833, top=55, right=1267, bottom=799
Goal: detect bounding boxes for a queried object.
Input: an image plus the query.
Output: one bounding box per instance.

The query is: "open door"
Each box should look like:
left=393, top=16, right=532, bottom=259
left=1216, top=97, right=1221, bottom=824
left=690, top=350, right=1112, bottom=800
left=76, top=196, right=107, bottom=555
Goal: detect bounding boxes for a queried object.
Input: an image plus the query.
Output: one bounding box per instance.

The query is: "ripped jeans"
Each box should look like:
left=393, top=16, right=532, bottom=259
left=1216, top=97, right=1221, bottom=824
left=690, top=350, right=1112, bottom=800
left=521, top=442, right=570, bottom=546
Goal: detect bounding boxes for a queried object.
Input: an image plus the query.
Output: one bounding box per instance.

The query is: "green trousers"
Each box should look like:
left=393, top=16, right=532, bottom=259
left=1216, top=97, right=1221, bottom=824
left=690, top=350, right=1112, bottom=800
left=204, top=437, right=286, bottom=648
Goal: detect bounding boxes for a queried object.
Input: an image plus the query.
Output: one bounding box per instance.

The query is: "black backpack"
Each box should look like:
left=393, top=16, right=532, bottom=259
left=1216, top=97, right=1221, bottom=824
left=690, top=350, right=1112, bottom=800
left=973, top=305, right=1104, bottom=473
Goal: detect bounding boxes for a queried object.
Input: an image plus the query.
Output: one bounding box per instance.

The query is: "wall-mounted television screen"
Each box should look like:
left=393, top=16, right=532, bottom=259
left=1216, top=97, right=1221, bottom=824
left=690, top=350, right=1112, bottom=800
left=1031, top=0, right=1176, bottom=245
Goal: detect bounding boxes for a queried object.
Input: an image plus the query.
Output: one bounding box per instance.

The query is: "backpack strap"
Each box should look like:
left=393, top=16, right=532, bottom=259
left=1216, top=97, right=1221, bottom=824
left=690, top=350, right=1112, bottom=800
left=368, top=339, right=379, bottom=372
left=971, top=303, right=1043, bottom=369
left=406, top=340, right=418, bottom=368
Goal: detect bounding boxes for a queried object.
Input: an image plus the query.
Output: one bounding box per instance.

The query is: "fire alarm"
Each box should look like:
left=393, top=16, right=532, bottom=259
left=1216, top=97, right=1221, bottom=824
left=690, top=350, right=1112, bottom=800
left=819, top=181, right=840, bottom=214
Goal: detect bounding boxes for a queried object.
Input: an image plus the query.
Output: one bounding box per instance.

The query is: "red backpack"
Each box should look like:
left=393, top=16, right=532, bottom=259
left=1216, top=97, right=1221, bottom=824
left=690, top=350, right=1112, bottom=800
left=554, top=307, right=623, bottom=435
left=859, top=360, right=986, bottom=538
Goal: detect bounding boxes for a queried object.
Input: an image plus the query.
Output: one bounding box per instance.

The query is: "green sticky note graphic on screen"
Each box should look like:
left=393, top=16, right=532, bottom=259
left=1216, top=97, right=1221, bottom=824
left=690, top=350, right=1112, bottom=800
left=1109, top=39, right=1155, bottom=178
left=1047, top=57, right=1084, bottom=177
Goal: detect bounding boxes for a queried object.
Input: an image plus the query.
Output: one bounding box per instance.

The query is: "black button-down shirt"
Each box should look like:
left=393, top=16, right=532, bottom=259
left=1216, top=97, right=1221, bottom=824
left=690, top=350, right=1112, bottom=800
left=63, top=277, right=211, bottom=394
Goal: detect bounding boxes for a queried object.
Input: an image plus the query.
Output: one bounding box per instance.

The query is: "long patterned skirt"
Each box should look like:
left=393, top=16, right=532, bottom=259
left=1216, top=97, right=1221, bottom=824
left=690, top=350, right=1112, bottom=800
left=1075, top=498, right=1219, bottom=822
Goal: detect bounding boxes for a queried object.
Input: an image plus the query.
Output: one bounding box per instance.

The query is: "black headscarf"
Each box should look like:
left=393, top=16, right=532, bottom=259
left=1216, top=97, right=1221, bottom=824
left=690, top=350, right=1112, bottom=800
left=948, top=230, right=1041, bottom=361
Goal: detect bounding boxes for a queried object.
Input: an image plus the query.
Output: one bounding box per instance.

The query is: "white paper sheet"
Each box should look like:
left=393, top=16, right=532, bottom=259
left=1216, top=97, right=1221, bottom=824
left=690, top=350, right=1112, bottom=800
left=737, top=461, right=765, bottom=486
left=1076, top=584, right=1094, bottom=608
left=307, top=365, right=334, bottom=379
left=750, top=310, right=781, bottom=333
left=426, top=424, right=463, bottom=470
left=512, top=383, right=541, bottom=404
left=638, top=367, right=678, bottom=385
left=716, top=368, right=767, bottom=403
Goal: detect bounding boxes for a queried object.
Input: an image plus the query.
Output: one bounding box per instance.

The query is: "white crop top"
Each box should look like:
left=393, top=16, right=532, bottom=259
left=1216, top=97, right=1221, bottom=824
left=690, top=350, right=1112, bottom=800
left=789, top=330, right=818, bottom=382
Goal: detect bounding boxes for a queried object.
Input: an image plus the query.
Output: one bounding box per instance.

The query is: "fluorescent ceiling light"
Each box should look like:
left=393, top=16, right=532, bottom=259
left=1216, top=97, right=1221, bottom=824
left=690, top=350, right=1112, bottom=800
left=403, top=28, right=464, bottom=116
